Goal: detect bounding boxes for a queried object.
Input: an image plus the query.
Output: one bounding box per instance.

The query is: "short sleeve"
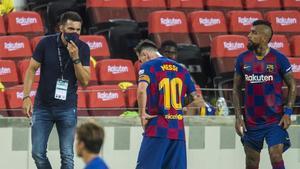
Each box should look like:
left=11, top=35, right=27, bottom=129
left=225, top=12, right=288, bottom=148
left=80, top=43, right=90, bottom=66
left=32, top=38, right=46, bottom=63
left=138, top=63, right=151, bottom=84
left=278, top=54, right=292, bottom=75
left=185, top=71, right=196, bottom=95
left=235, top=55, right=243, bottom=75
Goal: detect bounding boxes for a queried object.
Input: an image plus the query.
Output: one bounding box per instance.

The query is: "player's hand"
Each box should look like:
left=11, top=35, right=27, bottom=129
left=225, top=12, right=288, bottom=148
left=140, top=113, right=157, bottom=130
left=279, top=114, right=291, bottom=129
left=235, top=117, right=246, bottom=137
left=67, top=40, right=79, bottom=60
left=22, top=98, right=32, bottom=118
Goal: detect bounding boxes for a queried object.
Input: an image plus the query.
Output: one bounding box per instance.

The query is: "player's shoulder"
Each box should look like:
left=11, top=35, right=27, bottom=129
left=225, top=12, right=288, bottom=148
left=237, top=50, right=252, bottom=60
left=269, top=47, right=287, bottom=60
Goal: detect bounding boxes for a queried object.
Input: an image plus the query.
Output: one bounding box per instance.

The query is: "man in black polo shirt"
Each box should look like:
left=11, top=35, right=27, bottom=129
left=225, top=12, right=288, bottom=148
left=22, top=11, right=90, bottom=169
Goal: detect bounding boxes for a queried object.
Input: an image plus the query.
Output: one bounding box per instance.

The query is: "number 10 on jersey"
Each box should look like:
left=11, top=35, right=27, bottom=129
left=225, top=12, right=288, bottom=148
left=159, top=78, right=183, bottom=110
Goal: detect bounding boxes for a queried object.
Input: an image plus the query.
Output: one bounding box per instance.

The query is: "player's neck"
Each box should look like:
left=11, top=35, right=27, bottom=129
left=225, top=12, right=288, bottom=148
left=254, top=45, right=270, bottom=60
left=83, top=152, right=98, bottom=164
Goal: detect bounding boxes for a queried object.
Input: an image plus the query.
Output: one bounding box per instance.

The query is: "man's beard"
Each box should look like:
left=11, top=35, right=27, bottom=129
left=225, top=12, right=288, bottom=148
left=247, top=41, right=260, bottom=51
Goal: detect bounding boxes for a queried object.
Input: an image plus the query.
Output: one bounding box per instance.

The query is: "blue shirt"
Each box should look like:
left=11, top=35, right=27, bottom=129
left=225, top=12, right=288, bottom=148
left=138, top=57, right=196, bottom=140
left=235, top=48, right=291, bottom=129
left=85, top=156, right=109, bottom=169
left=33, top=33, right=90, bottom=108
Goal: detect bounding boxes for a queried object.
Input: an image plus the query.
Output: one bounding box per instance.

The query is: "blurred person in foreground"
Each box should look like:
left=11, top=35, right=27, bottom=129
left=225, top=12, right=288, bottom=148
left=22, top=11, right=90, bottom=169
left=233, top=20, right=296, bottom=169
left=135, top=39, right=205, bottom=169
left=76, top=122, right=108, bottom=169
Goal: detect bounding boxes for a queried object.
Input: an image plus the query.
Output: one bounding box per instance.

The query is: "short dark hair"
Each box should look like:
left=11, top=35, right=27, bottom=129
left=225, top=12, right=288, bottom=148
left=252, top=20, right=273, bottom=42
left=161, top=40, right=178, bottom=50
left=77, top=122, right=104, bottom=154
left=59, top=11, right=82, bottom=25
left=134, top=39, right=158, bottom=54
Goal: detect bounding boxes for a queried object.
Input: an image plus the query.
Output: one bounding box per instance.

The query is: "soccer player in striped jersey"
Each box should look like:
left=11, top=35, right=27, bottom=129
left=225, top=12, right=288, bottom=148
left=233, top=20, right=296, bottom=169
left=135, top=39, right=204, bottom=169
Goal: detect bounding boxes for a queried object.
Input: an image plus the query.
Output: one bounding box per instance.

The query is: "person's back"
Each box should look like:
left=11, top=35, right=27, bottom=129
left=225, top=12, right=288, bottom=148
left=141, top=56, right=195, bottom=140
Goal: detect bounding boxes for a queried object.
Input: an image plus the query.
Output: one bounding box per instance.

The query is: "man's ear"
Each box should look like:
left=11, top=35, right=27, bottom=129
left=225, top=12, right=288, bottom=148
left=59, top=24, right=63, bottom=32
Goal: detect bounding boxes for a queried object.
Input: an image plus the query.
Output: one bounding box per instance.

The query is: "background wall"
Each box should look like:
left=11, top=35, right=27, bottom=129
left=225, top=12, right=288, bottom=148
left=0, top=116, right=299, bottom=169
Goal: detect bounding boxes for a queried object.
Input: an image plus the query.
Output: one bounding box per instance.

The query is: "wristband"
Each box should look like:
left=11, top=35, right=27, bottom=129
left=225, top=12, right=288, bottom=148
left=22, top=96, right=30, bottom=101
left=72, top=58, right=81, bottom=64
left=284, top=107, right=293, bottom=116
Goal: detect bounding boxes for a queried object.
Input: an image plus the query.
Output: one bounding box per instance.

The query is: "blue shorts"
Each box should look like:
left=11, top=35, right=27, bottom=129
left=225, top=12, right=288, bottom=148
left=136, top=136, right=187, bottom=169
left=241, top=124, right=291, bottom=153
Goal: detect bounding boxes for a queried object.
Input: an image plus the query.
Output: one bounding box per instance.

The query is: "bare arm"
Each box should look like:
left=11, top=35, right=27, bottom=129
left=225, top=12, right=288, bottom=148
left=283, top=72, right=296, bottom=108
left=184, top=92, right=205, bottom=115
left=137, top=82, right=148, bottom=116
left=68, top=41, right=90, bottom=86
left=233, top=72, right=246, bottom=136
left=233, top=73, right=243, bottom=120
left=22, top=58, right=40, bottom=117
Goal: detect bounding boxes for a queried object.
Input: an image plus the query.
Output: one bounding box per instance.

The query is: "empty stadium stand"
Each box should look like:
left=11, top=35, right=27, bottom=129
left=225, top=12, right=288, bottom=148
left=166, top=0, right=204, bottom=14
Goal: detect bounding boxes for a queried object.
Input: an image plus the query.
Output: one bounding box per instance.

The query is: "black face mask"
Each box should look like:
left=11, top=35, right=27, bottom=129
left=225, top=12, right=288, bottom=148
left=247, top=40, right=260, bottom=51
left=63, top=32, right=79, bottom=43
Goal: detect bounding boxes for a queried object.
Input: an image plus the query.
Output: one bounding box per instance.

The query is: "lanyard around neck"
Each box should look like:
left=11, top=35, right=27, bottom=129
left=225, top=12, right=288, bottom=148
left=57, top=35, right=70, bottom=79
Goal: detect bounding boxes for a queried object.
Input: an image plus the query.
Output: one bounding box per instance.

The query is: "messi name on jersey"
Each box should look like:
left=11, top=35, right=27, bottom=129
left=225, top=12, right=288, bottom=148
left=245, top=74, right=274, bottom=84
left=161, top=64, right=178, bottom=71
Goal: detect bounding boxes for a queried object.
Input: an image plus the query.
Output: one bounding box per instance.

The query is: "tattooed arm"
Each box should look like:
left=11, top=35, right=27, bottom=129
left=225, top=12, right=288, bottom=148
left=283, top=72, right=296, bottom=108
left=279, top=72, right=296, bottom=129
left=233, top=72, right=246, bottom=136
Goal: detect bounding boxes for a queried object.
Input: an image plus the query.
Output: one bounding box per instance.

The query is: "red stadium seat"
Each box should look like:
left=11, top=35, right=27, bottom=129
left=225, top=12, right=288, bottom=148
left=0, top=16, right=6, bottom=35
left=148, top=10, right=191, bottom=47
left=134, top=60, right=141, bottom=77
left=243, top=0, right=281, bottom=13
left=31, top=36, right=43, bottom=51
left=282, top=0, right=300, bottom=10
left=166, top=0, right=204, bottom=14
left=86, top=85, right=126, bottom=116
left=96, top=59, right=136, bottom=84
left=205, top=0, right=242, bottom=13
left=17, top=59, right=40, bottom=84
left=211, top=35, right=248, bottom=76
left=5, top=84, right=38, bottom=116
left=290, top=35, right=300, bottom=57
left=126, top=85, right=137, bottom=108
left=265, top=10, right=300, bottom=38
left=77, top=87, right=89, bottom=116
left=89, top=61, right=98, bottom=85
left=289, top=57, right=300, bottom=80
left=79, top=35, right=110, bottom=60
left=6, top=11, right=44, bottom=38
left=268, top=35, right=291, bottom=57
left=227, top=10, right=263, bottom=35
left=0, top=91, right=7, bottom=117
left=189, top=11, right=227, bottom=49
left=128, top=0, right=166, bottom=24
left=0, top=60, right=19, bottom=87
left=86, top=0, right=131, bottom=27
left=0, top=35, right=32, bottom=61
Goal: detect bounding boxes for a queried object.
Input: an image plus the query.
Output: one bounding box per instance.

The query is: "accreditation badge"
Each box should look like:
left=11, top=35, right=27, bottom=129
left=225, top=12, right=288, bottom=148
left=54, top=79, right=69, bottom=100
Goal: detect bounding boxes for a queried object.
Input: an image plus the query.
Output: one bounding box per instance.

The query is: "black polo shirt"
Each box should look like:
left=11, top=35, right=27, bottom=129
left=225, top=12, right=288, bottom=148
left=33, top=33, right=90, bottom=108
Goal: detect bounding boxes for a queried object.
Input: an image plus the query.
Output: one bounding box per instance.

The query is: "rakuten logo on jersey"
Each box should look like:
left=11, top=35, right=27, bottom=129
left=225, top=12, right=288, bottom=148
left=16, top=17, right=37, bottom=26
left=291, top=64, right=300, bottom=72
left=199, top=18, right=221, bottom=26
left=268, top=41, right=284, bottom=49
left=238, top=17, right=258, bottom=26
left=4, top=42, right=25, bottom=51
left=97, top=92, right=118, bottom=101
left=86, top=41, right=102, bottom=50
left=0, top=67, right=11, bottom=75
left=107, top=65, right=128, bottom=74
left=245, top=74, right=274, bottom=83
left=276, top=17, right=297, bottom=26
left=223, top=41, right=245, bottom=51
left=16, top=91, right=36, bottom=99
left=160, top=18, right=182, bottom=27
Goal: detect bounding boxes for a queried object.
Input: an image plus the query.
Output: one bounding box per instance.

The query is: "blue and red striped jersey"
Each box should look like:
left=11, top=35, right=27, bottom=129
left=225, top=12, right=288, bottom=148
left=235, top=48, right=292, bottom=129
left=138, top=57, right=196, bottom=140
